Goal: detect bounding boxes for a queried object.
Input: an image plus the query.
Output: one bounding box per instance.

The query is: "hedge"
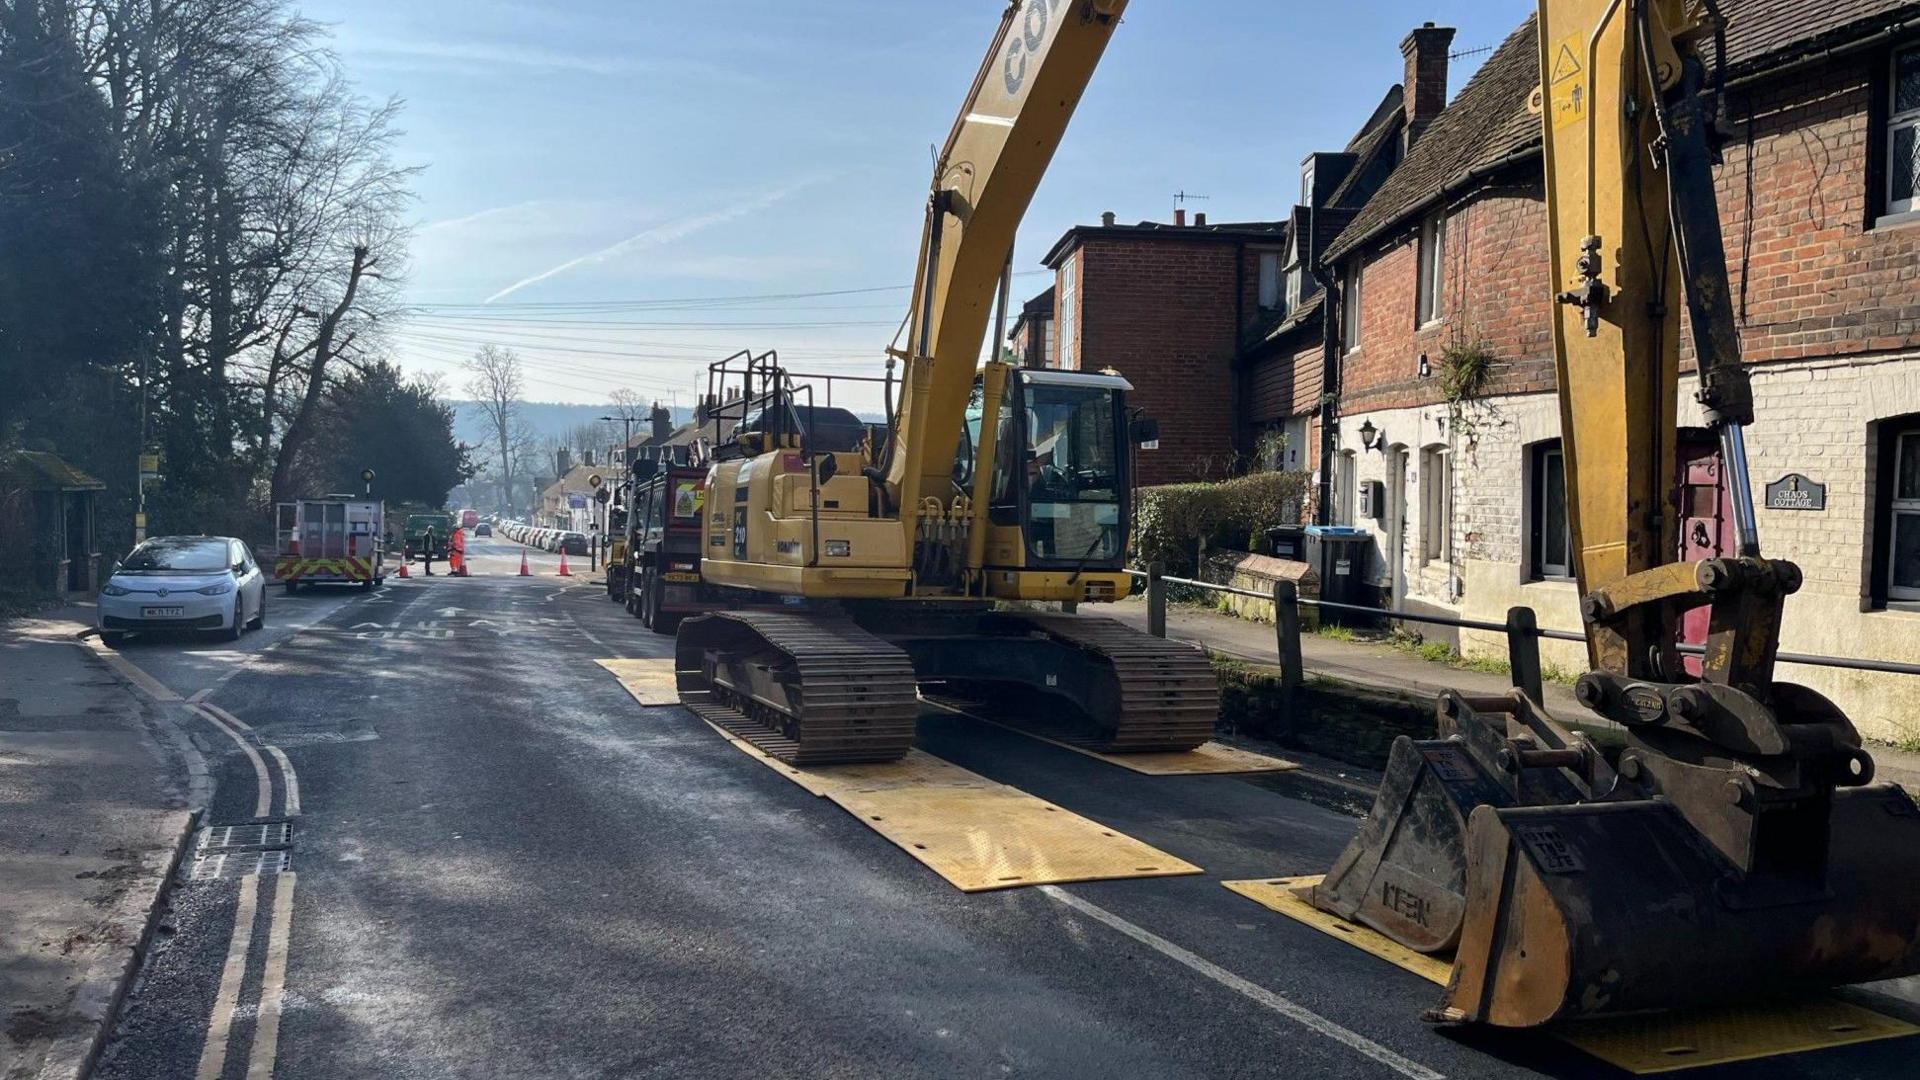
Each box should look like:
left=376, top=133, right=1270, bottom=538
left=1134, top=470, right=1309, bottom=575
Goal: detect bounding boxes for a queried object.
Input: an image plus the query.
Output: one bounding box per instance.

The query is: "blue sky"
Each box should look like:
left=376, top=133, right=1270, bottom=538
left=305, top=0, right=1535, bottom=408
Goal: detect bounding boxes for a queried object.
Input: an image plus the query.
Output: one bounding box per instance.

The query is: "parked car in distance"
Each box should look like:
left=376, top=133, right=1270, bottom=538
left=474, top=522, right=492, bottom=537
left=561, top=531, right=589, bottom=556
left=98, top=536, right=267, bottom=645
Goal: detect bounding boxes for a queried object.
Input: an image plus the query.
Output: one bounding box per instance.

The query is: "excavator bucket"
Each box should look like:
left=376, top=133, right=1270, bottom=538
left=1312, top=681, right=1920, bottom=1026
left=1311, top=691, right=1603, bottom=956
left=1439, top=786, right=1920, bottom=1027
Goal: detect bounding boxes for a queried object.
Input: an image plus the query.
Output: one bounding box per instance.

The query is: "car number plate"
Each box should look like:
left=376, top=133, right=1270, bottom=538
left=143, top=606, right=185, bottom=617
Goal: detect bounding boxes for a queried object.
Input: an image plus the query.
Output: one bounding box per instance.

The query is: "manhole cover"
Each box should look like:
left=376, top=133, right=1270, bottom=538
left=197, top=822, right=292, bottom=852
left=189, top=849, right=291, bottom=881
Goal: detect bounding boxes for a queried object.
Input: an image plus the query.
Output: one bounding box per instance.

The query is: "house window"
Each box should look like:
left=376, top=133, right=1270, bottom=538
left=1420, top=445, right=1450, bottom=564
left=1342, top=261, right=1363, bottom=351
left=1530, top=440, right=1572, bottom=580
left=1258, top=251, right=1282, bottom=310
left=1886, top=420, right=1920, bottom=602
left=1416, top=212, right=1447, bottom=325
left=1890, top=44, right=1920, bottom=216
left=1285, top=264, right=1305, bottom=311
left=1057, top=257, right=1078, bottom=370
left=1041, top=319, right=1056, bottom=368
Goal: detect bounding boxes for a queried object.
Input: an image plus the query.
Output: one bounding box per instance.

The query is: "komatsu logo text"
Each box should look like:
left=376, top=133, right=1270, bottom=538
left=1002, top=0, right=1056, bottom=96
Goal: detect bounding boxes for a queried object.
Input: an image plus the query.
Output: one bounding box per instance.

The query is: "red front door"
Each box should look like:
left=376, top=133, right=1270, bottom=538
left=1676, top=438, right=1734, bottom=676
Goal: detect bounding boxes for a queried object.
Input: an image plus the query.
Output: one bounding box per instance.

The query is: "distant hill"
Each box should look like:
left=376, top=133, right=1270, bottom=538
left=445, top=401, right=694, bottom=449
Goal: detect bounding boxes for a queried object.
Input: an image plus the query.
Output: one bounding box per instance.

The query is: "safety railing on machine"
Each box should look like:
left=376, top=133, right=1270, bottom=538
left=1127, top=563, right=1920, bottom=706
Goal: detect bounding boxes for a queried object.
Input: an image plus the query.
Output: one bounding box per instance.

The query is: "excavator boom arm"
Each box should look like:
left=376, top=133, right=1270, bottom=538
left=884, top=0, right=1127, bottom=516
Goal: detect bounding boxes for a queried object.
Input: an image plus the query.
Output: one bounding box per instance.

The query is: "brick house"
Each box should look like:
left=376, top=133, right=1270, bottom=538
left=1037, top=212, right=1287, bottom=486
left=1316, top=1, right=1920, bottom=744
left=1007, top=286, right=1055, bottom=369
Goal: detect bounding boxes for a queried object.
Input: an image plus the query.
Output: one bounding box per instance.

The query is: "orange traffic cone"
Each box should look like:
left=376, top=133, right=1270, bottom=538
left=518, top=550, right=531, bottom=577
left=557, top=550, right=572, bottom=577
left=396, top=559, right=409, bottom=579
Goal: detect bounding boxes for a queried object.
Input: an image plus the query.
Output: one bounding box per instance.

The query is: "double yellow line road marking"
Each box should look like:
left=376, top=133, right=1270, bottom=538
left=80, top=638, right=303, bottom=1080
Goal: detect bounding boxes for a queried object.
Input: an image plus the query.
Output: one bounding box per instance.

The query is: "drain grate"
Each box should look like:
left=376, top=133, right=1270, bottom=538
left=197, top=821, right=292, bottom=852
left=190, top=848, right=291, bottom=881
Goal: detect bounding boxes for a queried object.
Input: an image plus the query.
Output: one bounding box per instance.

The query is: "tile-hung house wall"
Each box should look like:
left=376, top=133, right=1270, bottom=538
left=1320, top=3, right=1920, bottom=744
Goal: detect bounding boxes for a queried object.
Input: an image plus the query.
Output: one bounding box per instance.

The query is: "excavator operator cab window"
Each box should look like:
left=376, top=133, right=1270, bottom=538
left=1021, top=382, right=1123, bottom=564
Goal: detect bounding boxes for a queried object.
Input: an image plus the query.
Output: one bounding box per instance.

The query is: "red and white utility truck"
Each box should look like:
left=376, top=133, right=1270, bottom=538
left=274, top=495, right=386, bottom=591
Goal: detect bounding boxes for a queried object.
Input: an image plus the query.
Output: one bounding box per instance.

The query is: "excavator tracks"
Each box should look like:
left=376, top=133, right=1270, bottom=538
left=675, top=611, right=919, bottom=766
left=980, top=613, right=1219, bottom=753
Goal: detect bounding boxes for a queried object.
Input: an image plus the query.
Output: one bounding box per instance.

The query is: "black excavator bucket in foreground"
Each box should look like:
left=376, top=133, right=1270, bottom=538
left=1310, top=560, right=1920, bottom=1026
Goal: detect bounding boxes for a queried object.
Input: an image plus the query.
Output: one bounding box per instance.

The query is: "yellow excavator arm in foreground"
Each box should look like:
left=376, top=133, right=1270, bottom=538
left=1310, top=0, right=1920, bottom=1028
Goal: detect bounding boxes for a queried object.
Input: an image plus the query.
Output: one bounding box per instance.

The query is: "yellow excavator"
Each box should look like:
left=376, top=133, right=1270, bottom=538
left=676, top=0, right=1920, bottom=1027
left=1309, top=0, right=1920, bottom=1027
left=675, top=0, right=1218, bottom=765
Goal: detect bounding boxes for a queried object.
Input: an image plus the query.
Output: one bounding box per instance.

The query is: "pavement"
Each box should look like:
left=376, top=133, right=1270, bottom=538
left=0, top=611, right=193, bottom=1080
left=6, top=534, right=1920, bottom=1078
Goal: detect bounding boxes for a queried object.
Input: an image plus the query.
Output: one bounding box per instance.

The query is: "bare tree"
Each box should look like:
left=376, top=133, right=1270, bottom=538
left=467, top=345, right=536, bottom=513
left=603, top=387, right=647, bottom=453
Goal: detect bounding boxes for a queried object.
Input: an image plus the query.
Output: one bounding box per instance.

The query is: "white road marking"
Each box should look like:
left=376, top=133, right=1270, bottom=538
left=195, top=872, right=261, bottom=1080
left=1039, top=886, right=1445, bottom=1080
left=191, top=704, right=273, bottom=818
left=246, top=872, right=298, bottom=1080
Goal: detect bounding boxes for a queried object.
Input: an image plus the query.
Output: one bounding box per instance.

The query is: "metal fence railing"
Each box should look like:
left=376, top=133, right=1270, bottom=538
left=1128, top=563, right=1920, bottom=704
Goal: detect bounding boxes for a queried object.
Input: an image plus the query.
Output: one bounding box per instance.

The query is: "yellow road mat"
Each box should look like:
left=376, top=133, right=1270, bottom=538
left=927, top=699, right=1297, bottom=776
left=596, top=658, right=678, bottom=706
left=697, top=713, right=1201, bottom=892
left=1224, top=876, right=1918, bottom=1074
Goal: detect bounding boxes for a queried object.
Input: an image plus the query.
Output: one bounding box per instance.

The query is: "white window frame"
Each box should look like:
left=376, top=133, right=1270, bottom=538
left=1890, top=43, right=1920, bottom=216
left=1257, top=251, right=1282, bottom=310
left=1532, top=442, right=1573, bottom=581
left=1420, top=445, right=1450, bottom=565
left=1891, top=427, right=1920, bottom=601
left=1342, top=261, right=1363, bottom=352
left=1334, top=450, right=1357, bottom=526
left=1416, top=212, right=1447, bottom=326
left=1057, top=257, right=1079, bottom=370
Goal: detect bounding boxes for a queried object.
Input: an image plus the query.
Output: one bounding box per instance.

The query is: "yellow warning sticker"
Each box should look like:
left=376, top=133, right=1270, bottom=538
left=1549, top=34, right=1588, bottom=131
left=1550, top=40, right=1582, bottom=83
left=1223, top=875, right=1919, bottom=1074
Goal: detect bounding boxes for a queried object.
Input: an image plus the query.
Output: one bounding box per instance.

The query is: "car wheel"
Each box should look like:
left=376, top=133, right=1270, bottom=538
left=249, top=592, right=266, bottom=630
left=100, top=631, right=128, bottom=648
left=219, top=605, right=243, bottom=642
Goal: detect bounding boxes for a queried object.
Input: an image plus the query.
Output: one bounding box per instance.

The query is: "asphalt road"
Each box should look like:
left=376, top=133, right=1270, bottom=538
left=87, top=536, right=1920, bottom=1079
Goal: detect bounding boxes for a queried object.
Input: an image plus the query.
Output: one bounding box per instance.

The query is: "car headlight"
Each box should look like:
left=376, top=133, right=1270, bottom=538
left=101, top=582, right=131, bottom=596
left=198, top=580, right=235, bottom=596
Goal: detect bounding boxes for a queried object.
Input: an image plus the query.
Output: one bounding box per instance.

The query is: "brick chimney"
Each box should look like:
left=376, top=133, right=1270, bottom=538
left=1101, top=210, right=1117, bottom=227
left=1194, top=212, right=1207, bottom=227
left=1174, top=208, right=1186, bottom=227
left=650, top=401, right=672, bottom=442
left=1401, top=22, right=1456, bottom=145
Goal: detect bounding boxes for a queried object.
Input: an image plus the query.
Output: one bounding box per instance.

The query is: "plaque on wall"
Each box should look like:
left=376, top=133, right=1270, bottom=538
left=1764, top=473, right=1826, bottom=511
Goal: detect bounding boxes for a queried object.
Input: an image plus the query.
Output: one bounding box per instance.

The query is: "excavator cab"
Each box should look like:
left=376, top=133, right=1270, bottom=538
left=956, top=368, right=1133, bottom=576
